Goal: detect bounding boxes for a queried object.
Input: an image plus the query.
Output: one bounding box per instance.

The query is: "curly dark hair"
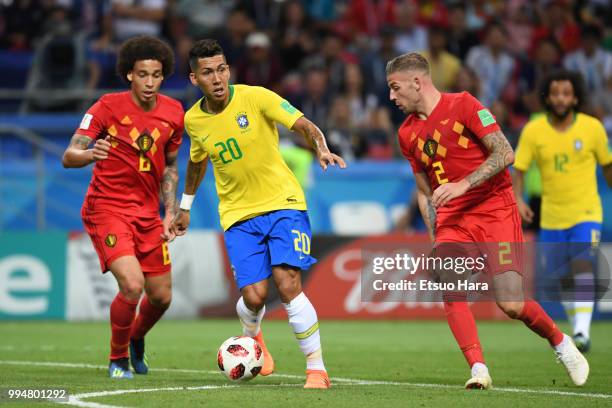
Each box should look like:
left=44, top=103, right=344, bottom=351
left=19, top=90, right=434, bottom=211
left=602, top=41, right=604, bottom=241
left=189, top=39, right=225, bottom=72
left=539, top=69, right=585, bottom=111
left=116, top=36, right=175, bottom=81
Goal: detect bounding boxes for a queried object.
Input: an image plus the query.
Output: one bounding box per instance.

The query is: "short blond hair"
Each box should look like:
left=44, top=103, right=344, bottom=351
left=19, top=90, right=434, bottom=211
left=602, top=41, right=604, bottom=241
left=386, top=53, right=430, bottom=76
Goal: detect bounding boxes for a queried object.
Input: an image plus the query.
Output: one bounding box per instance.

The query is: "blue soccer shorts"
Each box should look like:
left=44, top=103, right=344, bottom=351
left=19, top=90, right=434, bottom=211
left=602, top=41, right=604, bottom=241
left=539, top=222, right=601, bottom=278
left=224, top=210, right=317, bottom=289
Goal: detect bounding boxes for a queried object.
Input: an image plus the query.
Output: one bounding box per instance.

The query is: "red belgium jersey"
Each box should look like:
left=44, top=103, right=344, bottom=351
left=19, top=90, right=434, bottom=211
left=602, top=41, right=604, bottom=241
left=398, top=92, right=514, bottom=216
left=75, top=91, right=184, bottom=218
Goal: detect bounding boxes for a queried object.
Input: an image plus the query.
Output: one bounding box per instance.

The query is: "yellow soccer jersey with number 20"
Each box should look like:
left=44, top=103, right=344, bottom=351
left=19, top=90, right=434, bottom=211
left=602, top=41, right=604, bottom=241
left=514, top=113, right=611, bottom=229
left=185, top=84, right=306, bottom=230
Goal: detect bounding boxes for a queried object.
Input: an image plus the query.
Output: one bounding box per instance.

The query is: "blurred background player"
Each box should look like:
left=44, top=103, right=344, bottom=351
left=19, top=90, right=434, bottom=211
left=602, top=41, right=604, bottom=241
left=387, top=53, right=589, bottom=389
left=62, top=36, right=184, bottom=378
left=171, top=39, right=346, bottom=389
left=513, top=69, right=612, bottom=352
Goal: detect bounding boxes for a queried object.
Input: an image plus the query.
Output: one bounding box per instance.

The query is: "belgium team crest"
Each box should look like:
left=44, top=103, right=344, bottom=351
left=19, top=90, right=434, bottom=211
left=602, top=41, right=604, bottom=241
left=424, top=139, right=438, bottom=158
left=136, top=130, right=154, bottom=153
left=236, top=112, right=249, bottom=129
left=105, top=234, right=117, bottom=248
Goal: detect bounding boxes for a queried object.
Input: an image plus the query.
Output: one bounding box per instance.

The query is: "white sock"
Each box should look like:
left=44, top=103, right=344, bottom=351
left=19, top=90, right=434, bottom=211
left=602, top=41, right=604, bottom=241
left=236, top=296, right=265, bottom=337
left=471, top=362, right=489, bottom=377
left=561, top=301, right=575, bottom=329
left=554, top=334, right=571, bottom=353
left=573, top=272, right=594, bottom=339
left=283, top=292, right=325, bottom=371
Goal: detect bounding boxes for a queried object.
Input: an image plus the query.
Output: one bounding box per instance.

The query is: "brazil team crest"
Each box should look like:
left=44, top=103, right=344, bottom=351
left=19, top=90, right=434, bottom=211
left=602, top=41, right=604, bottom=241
left=424, top=139, right=438, bottom=158
left=236, top=112, right=249, bottom=129
left=574, top=139, right=583, bottom=151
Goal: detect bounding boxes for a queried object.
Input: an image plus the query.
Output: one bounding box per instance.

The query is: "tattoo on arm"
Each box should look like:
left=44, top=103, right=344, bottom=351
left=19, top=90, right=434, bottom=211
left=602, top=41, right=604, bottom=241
left=293, top=117, right=329, bottom=154
left=184, top=157, right=208, bottom=195
left=69, top=134, right=92, bottom=150
left=464, top=130, right=514, bottom=189
left=161, top=151, right=179, bottom=214
left=415, top=172, right=436, bottom=241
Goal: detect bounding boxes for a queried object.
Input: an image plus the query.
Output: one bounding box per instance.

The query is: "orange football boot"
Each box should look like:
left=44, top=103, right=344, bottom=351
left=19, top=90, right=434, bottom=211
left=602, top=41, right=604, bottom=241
left=304, top=369, right=331, bottom=389
left=253, top=330, right=274, bottom=376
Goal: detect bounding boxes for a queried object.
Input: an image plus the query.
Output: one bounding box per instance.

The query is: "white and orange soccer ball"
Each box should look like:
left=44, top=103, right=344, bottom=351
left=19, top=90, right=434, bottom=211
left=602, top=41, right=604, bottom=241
left=217, top=336, right=264, bottom=382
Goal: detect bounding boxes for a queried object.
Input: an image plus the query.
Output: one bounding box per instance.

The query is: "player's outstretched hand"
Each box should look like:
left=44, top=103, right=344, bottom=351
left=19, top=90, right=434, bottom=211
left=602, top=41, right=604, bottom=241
left=170, top=210, right=191, bottom=237
left=432, top=181, right=469, bottom=208
left=92, top=135, right=111, bottom=161
left=161, top=214, right=177, bottom=242
left=318, top=151, right=347, bottom=171
left=517, top=199, right=534, bottom=224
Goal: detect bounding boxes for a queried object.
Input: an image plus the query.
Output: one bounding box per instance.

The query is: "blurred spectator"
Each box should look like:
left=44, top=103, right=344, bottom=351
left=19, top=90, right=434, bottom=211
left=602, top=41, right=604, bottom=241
left=465, top=22, right=515, bottom=107
left=393, top=1, right=427, bottom=54
left=452, top=66, right=480, bottom=96
left=531, top=0, right=580, bottom=55
left=291, top=65, right=333, bottom=130
left=464, top=0, right=501, bottom=30
left=446, top=2, right=480, bottom=61
left=173, top=0, right=235, bottom=40
left=216, top=8, right=256, bottom=66
left=360, top=25, right=396, bottom=99
left=415, top=0, right=448, bottom=27
left=340, top=63, right=380, bottom=128
left=0, top=0, right=48, bottom=50
left=317, top=31, right=358, bottom=95
left=563, top=24, right=612, bottom=94
left=592, top=75, right=612, bottom=135
left=302, top=0, right=339, bottom=27
left=277, top=0, right=316, bottom=73
left=236, top=32, right=284, bottom=92
left=95, top=0, right=167, bottom=48
left=236, top=0, right=282, bottom=30
left=504, top=2, right=534, bottom=57
left=420, top=26, right=461, bottom=92
left=344, top=0, right=395, bottom=37
left=518, top=37, right=562, bottom=114
left=326, top=96, right=363, bottom=161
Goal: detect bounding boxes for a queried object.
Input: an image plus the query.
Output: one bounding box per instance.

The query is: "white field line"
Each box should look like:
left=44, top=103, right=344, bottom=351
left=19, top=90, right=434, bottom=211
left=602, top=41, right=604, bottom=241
left=1, top=359, right=611, bottom=405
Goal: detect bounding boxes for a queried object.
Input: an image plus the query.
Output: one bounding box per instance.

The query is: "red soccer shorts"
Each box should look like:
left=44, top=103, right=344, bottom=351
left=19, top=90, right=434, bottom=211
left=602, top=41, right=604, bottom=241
left=435, top=201, right=524, bottom=276
left=81, top=210, right=171, bottom=275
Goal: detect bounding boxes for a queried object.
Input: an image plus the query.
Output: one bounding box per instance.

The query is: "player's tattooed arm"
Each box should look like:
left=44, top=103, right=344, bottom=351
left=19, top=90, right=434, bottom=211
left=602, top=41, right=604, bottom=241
left=183, top=157, right=208, bottom=196
left=465, top=130, right=514, bottom=188
left=291, top=116, right=347, bottom=170
left=62, top=133, right=96, bottom=168
left=161, top=149, right=179, bottom=215
left=415, top=172, right=436, bottom=242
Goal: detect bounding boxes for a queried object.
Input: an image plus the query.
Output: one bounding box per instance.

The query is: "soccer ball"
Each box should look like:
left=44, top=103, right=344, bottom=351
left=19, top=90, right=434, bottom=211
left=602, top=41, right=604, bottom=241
left=217, top=336, right=264, bottom=382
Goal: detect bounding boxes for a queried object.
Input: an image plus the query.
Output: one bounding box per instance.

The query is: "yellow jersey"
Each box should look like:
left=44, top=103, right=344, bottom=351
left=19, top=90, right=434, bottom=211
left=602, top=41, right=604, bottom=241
left=514, top=113, right=611, bottom=229
left=185, top=84, right=306, bottom=230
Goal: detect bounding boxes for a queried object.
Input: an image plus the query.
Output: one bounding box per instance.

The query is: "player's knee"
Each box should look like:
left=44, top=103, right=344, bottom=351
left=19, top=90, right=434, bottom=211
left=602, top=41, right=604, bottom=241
left=242, top=290, right=266, bottom=311
left=497, top=301, right=523, bottom=319
left=120, top=279, right=144, bottom=300
left=149, top=290, right=172, bottom=310
left=277, top=276, right=302, bottom=301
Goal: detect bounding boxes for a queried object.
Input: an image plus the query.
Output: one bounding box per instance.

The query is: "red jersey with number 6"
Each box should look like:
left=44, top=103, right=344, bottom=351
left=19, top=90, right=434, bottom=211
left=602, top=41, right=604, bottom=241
left=398, top=92, right=514, bottom=215
left=75, top=91, right=184, bottom=218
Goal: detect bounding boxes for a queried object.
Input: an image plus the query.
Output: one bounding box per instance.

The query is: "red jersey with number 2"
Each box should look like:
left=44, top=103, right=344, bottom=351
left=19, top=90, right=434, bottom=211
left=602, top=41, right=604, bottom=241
left=398, top=92, right=514, bottom=216
left=75, top=92, right=184, bottom=218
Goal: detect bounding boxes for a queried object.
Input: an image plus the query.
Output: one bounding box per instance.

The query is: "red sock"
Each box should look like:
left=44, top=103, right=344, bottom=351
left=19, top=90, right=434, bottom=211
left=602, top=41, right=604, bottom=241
left=109, top=292, right=138, bottom=360
left=444, top=300, right=485, bottom=367
left=130, top=295, right=167, bottom=340
left=518, top=300, right=564, bottom=347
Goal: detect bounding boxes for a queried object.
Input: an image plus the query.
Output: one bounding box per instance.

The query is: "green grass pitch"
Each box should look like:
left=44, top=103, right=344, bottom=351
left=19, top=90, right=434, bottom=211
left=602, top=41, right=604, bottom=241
left=0, top=320, right=611, bottom=407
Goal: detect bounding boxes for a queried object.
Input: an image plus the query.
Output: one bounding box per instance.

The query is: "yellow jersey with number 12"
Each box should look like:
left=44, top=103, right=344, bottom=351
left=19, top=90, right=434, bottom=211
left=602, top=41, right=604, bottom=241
left=185, top=84, right=306, bottom=230
left=514, top=113, right=611, bottom=229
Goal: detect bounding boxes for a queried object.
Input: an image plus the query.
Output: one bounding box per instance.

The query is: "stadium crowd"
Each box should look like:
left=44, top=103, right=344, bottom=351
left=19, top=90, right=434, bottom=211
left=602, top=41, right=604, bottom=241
left=1, top=0, right=611, bottom=159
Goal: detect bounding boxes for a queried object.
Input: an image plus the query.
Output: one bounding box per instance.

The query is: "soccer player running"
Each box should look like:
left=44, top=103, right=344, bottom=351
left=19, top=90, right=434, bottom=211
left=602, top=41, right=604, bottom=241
left=62, top=36, right=184, bottom=379
left=170, top=39, right=345, bottom=389
left=513, top=70, right=612, bottom=352
left=386, top=53, right=589, bottom=388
